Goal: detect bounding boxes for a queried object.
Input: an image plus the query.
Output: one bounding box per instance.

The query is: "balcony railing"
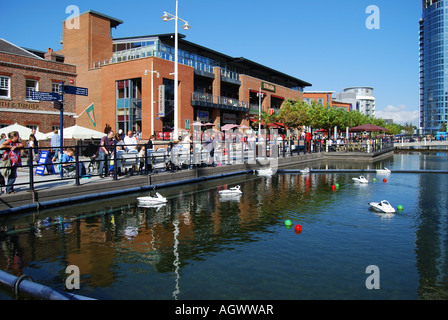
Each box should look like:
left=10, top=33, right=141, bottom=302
left=92, top=49, right=240, bottom=82
left=191, top=92, right=248, bottom=111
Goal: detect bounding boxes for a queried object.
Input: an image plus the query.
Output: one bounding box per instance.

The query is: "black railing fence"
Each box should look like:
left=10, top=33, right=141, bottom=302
left=0, top=137, right=393, bottom=193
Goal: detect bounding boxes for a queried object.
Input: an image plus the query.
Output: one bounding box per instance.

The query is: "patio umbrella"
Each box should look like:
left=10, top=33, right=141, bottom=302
left=192, top=121, right=204, bottom=126
left=350, top=124, right=389, bottom=132
left=0, top=123, right=48, bottom=140
left=238, top=125, right=249, bottom=129
left=204, top=122, right=216, bottom=126
left=46, top=125, right=106, bottom=140
left=221, top=124, right=238, bottom=131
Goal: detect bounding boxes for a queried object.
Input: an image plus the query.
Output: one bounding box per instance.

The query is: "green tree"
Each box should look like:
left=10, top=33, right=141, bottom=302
left=402, top=122, right=416, bottom=135
left=278, top=99, right=311, bottom=128
left=384, top=123, right=402, bottom=136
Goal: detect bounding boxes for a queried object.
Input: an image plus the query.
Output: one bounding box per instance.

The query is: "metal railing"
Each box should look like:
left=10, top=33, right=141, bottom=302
left=0, top=137, right=395, bottom=193
left=324, top=138, right=394, bottom=153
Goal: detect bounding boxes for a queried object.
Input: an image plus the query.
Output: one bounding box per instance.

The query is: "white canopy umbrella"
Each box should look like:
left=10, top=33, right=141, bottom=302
left=0, top=123, right=48, bottom=140
left=46, top=125, right=106, bottom=140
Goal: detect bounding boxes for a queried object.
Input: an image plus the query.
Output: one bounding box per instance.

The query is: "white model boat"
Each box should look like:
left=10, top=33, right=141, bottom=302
left=376, top=167, right=391, bottom=174
left=257, top=168, right=274, bottom=176
left=138, top=203, right=166, bottom=210
left=369, top=200, right=396, bottom=213
left=352, top=175, right=369, bottom=183
left=124, top=226, right=138, bottom=238
left=218, top=185, right=242, bottom=196
left=137, top=192, right=167, bottom=204
left=300, top=167, right=310, bottom=175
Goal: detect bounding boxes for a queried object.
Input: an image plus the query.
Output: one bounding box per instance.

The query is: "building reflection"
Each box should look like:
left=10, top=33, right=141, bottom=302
left=0, top=172, right=339, bottom=295
left=2, top=153, right=447, bottom=299
left=415, top=166, right=448, bottom=299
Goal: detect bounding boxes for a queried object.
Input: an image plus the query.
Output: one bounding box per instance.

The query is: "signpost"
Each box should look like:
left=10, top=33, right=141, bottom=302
left=31, top=84, right=89, bottom=178
left=63, top=85, right=88, bottom=96
left=31, top=91, right=62, bottom=102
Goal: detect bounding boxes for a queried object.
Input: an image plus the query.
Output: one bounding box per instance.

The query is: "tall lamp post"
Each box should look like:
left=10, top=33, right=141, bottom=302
left=145, top=61, right=160, bottom=136
left=257, top=88, right=265, bottom=136
left=161, top=0, right=191, bottom=140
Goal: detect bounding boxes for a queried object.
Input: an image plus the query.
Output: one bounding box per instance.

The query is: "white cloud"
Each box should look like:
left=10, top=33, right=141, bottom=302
left=375, top=105, right=418, bottom=125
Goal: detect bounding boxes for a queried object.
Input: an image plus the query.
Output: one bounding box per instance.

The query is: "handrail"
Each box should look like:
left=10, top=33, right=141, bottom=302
left=0, top=137, right=394, bottom=194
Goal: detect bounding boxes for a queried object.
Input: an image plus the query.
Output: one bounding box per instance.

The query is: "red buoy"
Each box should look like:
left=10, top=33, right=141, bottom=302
left=383, top=178, right=387, bottom=183
left=295, top=225, right=302, bottom=234
left=331, top=185, right=336, bottom=191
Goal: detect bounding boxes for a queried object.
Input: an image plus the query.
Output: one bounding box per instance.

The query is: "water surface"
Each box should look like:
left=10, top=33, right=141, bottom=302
left=1, top=152, right=447, bottom=299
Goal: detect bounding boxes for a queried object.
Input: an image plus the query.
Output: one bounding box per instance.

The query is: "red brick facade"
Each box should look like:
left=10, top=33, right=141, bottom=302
left=0, top=49, right=77, bottom=135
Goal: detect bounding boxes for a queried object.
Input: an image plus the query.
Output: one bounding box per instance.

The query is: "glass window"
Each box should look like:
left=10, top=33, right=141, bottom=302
left=52, top=83, right=63, bottom=94
left=117, top=80, right=130, bottom=99
left=0, top=76, right=10, bottom=98
left=26, top=79, right=38, bottom=101
left=26, top=124, right=38, bottom=131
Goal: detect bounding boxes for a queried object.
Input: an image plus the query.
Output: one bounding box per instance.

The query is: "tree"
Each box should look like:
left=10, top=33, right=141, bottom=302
left=402, top=122, right=416, bottom=135
left=278, top=99, right=311, bottom=129
left=384, top=123, right=402, bottom=136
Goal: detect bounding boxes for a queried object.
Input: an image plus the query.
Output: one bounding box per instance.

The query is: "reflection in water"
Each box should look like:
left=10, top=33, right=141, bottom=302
left=0, top=152, right=448, bottom=299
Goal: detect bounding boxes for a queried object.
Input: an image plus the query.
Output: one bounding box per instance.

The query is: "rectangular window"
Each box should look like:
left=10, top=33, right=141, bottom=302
left=26, top=79, right=39, bottom=101
left=26, top=124, right=39, bottom=131
left=52, top=83, right=63, bottom=94
left=117, top=80, right=130, bottom=99
left=0, top=76, right=11, bottom=98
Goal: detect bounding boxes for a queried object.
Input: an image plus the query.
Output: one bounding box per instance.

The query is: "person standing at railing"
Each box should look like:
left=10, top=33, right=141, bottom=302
left=124, top=130, right=138, bottom=152
left=51, top=130, right=60, bottom=163
left=27, top=134, right=37, bottom=167
left=99, top=131, right=115, bottom=178
left=204, top=134, right=215, bottom=166
left=306, top=131, right=312, bottom=153
left=1, top=131, right=24, bottom=195
left=31, top=128, right=39, bottom=156
left=146, top=135, right=155, bottom=150
left=0, top=133, right=6, bottom=160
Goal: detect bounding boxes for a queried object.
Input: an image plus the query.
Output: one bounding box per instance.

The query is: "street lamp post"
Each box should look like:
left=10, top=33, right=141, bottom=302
left=162, top=0, right=190, bottom=141
left=257, top=88, right=264, bottom=136
left=145, top=61, right=160, bottom=136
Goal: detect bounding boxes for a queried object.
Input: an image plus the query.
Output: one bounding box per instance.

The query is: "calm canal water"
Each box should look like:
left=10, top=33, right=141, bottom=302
left=1, top=151, right=447, bottom=300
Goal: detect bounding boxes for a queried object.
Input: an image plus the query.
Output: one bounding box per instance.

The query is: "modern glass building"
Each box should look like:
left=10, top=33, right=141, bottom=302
left=420, top=0, right=448, bottom=133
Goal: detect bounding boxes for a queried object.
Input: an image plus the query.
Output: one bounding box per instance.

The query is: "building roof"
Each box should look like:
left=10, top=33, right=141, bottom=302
left=0, top=38, right=43, bottom=59
left=63, top=10, right=123, bottom=28
left=304, top=91, right=335, bottom=94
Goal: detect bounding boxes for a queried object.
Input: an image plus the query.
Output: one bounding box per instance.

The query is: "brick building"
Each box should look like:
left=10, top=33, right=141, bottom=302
left=303, top=91, right=351, bottom=112
left=0, top=38, right=77, bottom=136
left=60, top=10, right=312, bottom=140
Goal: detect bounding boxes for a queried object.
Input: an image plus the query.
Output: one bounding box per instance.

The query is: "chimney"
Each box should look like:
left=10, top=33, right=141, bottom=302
left=44, top=48, right=57, bottom=61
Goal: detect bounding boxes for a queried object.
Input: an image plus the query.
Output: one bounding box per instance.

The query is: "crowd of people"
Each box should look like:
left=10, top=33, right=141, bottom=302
left=1, top=126, right=395, bottom=196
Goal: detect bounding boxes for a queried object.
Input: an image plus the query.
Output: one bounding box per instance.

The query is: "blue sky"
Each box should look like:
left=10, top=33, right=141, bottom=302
left=1, top=0, right=421, bottom=124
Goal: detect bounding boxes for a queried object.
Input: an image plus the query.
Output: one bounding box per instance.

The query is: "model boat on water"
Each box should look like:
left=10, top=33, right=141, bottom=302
left=257, top=168, right=274, bottom=176
left=376, top=167, right=391, bottom=174
left=352, top=175, right=369, bottom=183
left=124, top=226, right=138, bottom=238
left=300, top=167, right=310, bottom=175
left=137, top=192, right=167, bottom=204
left=369, top=200, right=396, bottom=213
left=218, top=185, right=242, bottom=196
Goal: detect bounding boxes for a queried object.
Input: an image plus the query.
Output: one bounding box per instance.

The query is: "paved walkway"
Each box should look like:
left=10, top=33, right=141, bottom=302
left=4, top=157, right=122, bottom=194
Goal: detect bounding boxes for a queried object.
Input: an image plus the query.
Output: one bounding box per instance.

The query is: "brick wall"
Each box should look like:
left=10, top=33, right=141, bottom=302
left=0, top=51, right=77, bottom=134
